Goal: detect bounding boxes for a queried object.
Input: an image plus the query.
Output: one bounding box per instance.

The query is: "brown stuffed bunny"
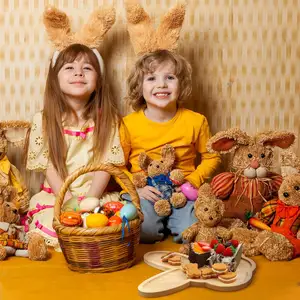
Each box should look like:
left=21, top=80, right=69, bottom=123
left=133, top=144, right=187, bottom=217
left=0, top=186, right=47, bottom=261
left=231, top=173, right=300, bottom=261
left=0, top=121, right=31, bottom=215
left=207, top=128, right=295, bottom=221
left=179, top=183, right=244, bottom=254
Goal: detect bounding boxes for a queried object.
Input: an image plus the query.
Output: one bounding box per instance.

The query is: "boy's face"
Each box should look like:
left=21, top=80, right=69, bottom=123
left=142, top=60, right=179, bottom=111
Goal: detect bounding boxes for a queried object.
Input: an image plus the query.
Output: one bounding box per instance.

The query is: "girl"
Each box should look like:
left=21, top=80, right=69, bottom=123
left=26, top=44, right=125, bottom=249
left=120, top=49, right=221, bottom=243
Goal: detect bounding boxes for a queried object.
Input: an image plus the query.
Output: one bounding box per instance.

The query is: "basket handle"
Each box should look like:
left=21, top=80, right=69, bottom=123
left=54, top=163, right=141, bottom=221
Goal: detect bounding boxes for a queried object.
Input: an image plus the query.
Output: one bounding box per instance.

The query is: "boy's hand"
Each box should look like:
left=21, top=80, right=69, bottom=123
left=137, top=186, right=162, bottom=203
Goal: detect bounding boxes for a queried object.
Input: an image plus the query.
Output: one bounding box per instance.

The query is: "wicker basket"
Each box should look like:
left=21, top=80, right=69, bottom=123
left=53, top=163, right=143, bottom=273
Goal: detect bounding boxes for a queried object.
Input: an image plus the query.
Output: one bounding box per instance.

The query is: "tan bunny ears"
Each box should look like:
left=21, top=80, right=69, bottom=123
left=124, top=0, right=186, bottom=55
left=43, top=6, right=116, bottom=69
left=207, top=128, right=296, bottom=154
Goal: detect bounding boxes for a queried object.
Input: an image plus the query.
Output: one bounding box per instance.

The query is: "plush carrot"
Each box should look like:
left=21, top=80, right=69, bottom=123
left=248, top=217, right=271, bottom=231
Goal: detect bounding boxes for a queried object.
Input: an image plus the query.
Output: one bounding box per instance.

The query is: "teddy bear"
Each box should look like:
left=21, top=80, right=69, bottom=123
left=206, top=128, right=295, bottom=221
left=133, top=144, right=187, bottom=217
left=0, top=121, right=31, bottom=215
left=0, top=186, right=47, bottom=261
left=179, top=183, right=244, bottom=254
left=231, top=173, right=300, bottom=261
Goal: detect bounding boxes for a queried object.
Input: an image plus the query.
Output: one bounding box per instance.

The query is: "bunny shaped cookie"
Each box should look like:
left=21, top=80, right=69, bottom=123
left=207, top=128, right=295, bottom=221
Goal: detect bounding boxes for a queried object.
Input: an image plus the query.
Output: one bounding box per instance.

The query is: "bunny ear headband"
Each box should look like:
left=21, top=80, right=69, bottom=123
left=43, top=6, right=116, bottom=72
left=124, top=0, right=186, bottom=56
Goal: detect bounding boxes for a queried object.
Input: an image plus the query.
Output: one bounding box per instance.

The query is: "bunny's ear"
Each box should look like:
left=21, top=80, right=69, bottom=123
left=207, top=127, right=251, bottom=154
left=124, top=0, right=157, bottom=55
left=161, top=144, right=175, bottom=169
left=76, top=6, right=116, bottom=48
left=155, top=2, right=186, bottom=52
left=138, top=152, right=153, bottom=171
left=43, top=6, right=73, bottom=50
left=256, top=131, right=296, bottom=149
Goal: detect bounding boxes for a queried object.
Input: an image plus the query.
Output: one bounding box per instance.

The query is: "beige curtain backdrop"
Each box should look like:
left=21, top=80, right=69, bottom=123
left=0, top=0, right=299, bottom=193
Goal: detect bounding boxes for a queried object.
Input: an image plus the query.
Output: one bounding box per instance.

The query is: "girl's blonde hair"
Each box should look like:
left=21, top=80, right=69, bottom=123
left=126, top=50, right=192, bottom=111
left=42, top=43, right=119, bottom=179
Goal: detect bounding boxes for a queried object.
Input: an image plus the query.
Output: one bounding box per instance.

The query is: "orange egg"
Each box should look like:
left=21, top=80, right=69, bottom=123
left=103, top=201, right=124, bottom=213
left=107, top=215, right=122, bottom=226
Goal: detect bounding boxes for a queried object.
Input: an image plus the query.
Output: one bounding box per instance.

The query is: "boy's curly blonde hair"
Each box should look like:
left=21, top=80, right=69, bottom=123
left=126, top=50, right=192, bottom=111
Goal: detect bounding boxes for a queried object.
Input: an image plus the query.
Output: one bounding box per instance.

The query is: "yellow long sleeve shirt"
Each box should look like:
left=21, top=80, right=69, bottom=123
left=119, top=108, right=221, bottom=189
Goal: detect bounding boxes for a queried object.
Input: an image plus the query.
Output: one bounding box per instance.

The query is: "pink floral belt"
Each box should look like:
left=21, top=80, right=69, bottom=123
left=63, top=126, right=94, bottom=139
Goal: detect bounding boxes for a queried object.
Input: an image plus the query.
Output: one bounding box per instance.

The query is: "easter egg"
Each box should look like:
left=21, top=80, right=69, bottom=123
left=79, top=197, right=100, bottom=212
left=103, top=201, right=124, bottom=213
left=180, top=182, right=198, bottom=201
left=107, top=215, right=122, bottom=226
left=60, top=211, right=82, bottom=227
left=86, top=213, right=108, bottom=228
left=115, top=211, right=121, bottom=217
left=120, top=203, right=138, bottom=221
left=62, top=196, right=80, bottom=212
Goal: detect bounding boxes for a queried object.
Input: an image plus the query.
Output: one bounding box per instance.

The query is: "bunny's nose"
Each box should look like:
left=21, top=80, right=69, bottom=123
left=250, top=159, right=260, bottom=169
left=283, top=192, right=289, bottom=198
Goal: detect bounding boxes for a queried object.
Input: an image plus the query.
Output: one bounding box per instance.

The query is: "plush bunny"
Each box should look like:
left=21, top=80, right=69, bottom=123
left=207, top=128, right=295, bottom=221
left=133, top=145, right=187, bottom=217
left=0, top=186, right=47, bottom=261
left=0, top=121, right=31, bottom=215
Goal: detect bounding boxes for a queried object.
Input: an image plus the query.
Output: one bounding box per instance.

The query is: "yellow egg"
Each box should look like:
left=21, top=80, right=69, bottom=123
left=86, top=213, right=108, bottom=228
left=115, top=211, right=121, bottom=217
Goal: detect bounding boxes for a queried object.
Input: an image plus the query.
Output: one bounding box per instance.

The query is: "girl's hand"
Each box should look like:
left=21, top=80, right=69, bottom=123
left=137, top=186, right=162, bottom=203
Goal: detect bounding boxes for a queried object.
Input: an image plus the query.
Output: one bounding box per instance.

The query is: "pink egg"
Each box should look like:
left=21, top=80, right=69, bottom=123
left=180, top=182, right=198, bottom=201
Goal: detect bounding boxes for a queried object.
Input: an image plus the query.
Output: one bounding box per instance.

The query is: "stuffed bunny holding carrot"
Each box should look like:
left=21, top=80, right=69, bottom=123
left=207, top=128, right=295, bottom=221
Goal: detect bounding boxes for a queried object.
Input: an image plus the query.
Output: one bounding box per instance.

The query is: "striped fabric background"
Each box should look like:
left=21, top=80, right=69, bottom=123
left=1, top=0, right=299, bottom=193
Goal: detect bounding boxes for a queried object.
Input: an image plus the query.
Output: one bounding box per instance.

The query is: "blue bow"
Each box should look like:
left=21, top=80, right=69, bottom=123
left=121, top=216, right=131, bottom=246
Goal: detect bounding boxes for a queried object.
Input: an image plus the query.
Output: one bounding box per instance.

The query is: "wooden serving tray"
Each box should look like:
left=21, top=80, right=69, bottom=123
left=138, top=251, right=256, bottom=297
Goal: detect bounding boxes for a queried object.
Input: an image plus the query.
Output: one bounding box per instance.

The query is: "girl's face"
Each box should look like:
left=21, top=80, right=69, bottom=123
left=58, top=54, right=98, bottom=102
left=142, top=60, right=179, bottom=111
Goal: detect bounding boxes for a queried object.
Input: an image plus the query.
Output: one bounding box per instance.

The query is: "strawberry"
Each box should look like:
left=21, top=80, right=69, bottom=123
left=215, top=244, right=225, bottom=254
left=223, top=247, right=233, bottom=257
left=230, top=240, right=239, bottom=248
left=210, top=239, right=219, bottom=249
left=198, top=241, right=210, bottom=247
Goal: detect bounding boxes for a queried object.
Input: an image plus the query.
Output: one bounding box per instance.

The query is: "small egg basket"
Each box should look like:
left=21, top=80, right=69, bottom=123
left=53, top=164, right=143, bottom=273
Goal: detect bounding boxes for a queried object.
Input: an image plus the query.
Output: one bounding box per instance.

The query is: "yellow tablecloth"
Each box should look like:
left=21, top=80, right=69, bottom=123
left=0, top=237, right=299, bottom=300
